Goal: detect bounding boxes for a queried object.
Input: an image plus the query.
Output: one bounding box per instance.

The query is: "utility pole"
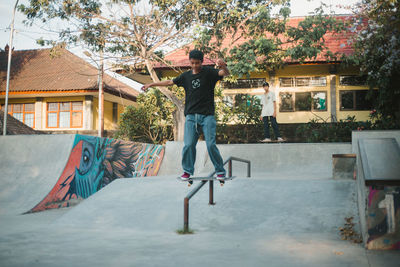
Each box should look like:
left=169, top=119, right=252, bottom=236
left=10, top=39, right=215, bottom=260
left=3, top=0, right=19, bottom=136
left=98, top=50, right=104, bottom=137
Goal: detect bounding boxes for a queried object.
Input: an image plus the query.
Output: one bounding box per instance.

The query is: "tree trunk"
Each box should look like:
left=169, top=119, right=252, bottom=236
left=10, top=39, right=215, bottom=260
left=173, top=107, right=185, bottom=141
left=145, top=60, right=185, bottom=141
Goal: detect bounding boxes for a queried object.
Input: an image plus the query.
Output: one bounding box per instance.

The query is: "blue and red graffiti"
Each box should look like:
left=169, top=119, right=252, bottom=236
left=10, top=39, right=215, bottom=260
left=28, top=135, right=164, bottom=212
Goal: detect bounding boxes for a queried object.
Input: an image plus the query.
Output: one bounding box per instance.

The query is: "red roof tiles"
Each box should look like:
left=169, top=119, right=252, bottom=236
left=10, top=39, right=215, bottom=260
left=0, top=48, right=138, bottom=101
left=157, top=15, right=355, bottom=69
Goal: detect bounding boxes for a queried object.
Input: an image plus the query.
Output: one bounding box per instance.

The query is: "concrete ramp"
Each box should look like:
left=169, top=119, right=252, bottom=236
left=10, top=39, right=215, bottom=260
left=0, top=135, right=75, bottom=215
left=0, top=134, right=164, bottom=214
left=159, top=141, right=351, bottom=178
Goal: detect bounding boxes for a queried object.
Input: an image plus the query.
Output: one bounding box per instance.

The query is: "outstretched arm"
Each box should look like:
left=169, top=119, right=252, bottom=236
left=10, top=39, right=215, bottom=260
left=141, top=80, right=174, bottom=92
left=216, top=59, right=230, bottom=77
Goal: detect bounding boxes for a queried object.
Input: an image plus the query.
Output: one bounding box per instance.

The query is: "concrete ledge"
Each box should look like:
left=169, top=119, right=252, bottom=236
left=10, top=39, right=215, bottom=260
left=353, top=130, right=400, bottom=250
left=332, top=154, right=356, bottom=180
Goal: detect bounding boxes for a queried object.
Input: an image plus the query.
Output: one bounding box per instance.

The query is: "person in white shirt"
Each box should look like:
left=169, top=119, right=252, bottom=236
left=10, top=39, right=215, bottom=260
left=259, top=82, right=284, bottom=142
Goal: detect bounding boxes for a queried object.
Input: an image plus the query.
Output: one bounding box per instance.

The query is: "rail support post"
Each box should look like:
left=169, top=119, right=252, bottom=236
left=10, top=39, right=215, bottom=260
left=228, top=159, right=232, bottom=177
left=184, top=197, right=189, bottom=232
left=209, top=181, right=215, bottom=205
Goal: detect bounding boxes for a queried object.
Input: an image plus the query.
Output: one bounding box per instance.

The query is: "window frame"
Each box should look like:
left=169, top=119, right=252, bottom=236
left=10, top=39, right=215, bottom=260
left=279, top=91, right=328, bottom=112
left=339, top=75, right=367, bottom=86
left=46, top=101, right=83, bottom=129
left=1, top=103, right=35, bottom=128
left=339, top=90, right=375, bottom=111
left=279, top=76, right=327, bottom=88
left=221, top=78, right=266, bottom=89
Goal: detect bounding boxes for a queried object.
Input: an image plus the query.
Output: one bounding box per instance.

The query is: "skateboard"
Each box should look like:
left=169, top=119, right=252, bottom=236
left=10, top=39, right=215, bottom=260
left=176, top=176, right=236, bottom=187
left=260, top=139, right=286, bottom=143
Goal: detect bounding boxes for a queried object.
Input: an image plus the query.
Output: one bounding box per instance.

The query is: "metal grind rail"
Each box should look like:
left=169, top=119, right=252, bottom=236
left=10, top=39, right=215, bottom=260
left=183, top=156, right=251, bottom=232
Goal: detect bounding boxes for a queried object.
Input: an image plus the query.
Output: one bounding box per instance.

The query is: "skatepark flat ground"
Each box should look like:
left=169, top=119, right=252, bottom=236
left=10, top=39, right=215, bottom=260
left=1, top=176, right=399, bottom=267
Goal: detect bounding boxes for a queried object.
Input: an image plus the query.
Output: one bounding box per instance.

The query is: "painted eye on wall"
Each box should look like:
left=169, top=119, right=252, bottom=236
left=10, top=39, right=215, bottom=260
left=78, top=141, right=95, bottom=175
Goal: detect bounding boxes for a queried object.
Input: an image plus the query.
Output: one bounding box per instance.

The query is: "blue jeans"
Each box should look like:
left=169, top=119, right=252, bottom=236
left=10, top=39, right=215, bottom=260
left=182, top=114, right=225, bottom=175
left=263, top=116, right=281, bottom=139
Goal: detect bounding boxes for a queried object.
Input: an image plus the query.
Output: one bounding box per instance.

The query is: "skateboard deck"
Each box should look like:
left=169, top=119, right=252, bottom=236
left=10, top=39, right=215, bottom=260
left=177, top=176, right=236, bottom=187
left=260, top=140, right=286, bottom=143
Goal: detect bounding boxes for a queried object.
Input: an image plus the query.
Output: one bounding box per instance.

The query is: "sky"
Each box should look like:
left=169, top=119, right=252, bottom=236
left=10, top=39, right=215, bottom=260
left=0, top=0, right=359, bottom=52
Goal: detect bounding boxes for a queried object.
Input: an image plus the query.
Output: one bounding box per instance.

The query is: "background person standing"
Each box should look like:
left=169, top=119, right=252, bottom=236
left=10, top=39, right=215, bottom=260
left=259, top=82, right=285, bottom=142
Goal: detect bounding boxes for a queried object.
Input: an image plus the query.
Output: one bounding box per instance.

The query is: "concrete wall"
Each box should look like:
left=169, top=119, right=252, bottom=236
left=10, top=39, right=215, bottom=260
left=353, top=130, right=400, bottom=250
left=159, top=141, right=352, bottom=179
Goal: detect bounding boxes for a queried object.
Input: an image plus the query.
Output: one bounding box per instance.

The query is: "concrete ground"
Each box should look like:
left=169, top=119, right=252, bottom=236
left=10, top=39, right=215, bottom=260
left=1, top=175, right=399, bottom=267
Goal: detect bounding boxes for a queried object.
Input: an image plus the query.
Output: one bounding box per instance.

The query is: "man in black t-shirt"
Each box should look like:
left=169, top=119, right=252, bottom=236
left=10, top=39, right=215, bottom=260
left=141, top=50, right=230, bottom=180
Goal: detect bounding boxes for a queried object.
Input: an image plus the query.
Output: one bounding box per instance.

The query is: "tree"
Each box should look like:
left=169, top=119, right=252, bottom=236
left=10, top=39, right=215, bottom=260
left=343, top=0, right=400, bottom=128
left=19, top=0, right=347, bottom=141
left=191, top=1, right=345, bottom=77
left=115, top=88, right=174, bottom=143
left=19, top=0, right=195, bottom=140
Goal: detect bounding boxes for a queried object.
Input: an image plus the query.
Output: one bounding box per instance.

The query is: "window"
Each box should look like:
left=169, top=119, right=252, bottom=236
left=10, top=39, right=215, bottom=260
left=340, top=90, right=376, bottom=111
left=295, top=92, right=312, bottom=111
left=312, top=92, right=327, bottom=111
left=280, top=91, right=327, bottom=112
left=279, top=76, right=327, bottom=87
left=1, top=103, right=35, bottom=128
left=279, top=92, right=294, bottom=111
left=339, top=75, right=367, bottom=86
left=221, top=78, right=265, bottom=89
left=47, top=101, right=83, bottom=128
left=223, top=95, right=234, bottom=107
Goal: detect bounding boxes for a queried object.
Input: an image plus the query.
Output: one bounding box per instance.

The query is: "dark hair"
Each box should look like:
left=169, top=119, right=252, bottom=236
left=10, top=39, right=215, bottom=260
left=263, top=82, right=269, bottom=87
left=189, top=50, right=204, bottom=61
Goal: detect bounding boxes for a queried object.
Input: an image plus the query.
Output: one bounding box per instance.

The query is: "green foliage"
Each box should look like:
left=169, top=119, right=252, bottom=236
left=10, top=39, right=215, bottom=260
left=114, top=89, right=174, bottom=144
left=232, top=94, right=262, bottom=124
left=192, top=1, right=345, bottom=77
left=295, top=116, right=372, bottom=143
left=342, top=0, right=400, bottom=128
left=216, top=94, right=262, bottom=143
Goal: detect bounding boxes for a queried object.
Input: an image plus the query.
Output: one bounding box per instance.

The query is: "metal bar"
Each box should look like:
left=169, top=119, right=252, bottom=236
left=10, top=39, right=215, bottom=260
left=184, top=197, right=189, bottom=232
left=228, top=159, right=232, bottom=177
left=209, top=181, right=214, bottom=205
left=182, top=156, right=252, bottom=231
left=186, top=180, right=207, bottom=200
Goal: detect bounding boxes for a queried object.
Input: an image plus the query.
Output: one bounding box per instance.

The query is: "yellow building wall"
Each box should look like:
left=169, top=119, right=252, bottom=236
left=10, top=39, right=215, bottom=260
left=274, top=66, right=332, bottom=123
left=159, top=64, right=373, bottom=124
left=93, top=98, right=112, bottom=130
left=1, top=98, right=36, bottom=104
left=117, top=104, right=125, bottom=124
left=93, top=98, right=120, bottom=130
left=1, top=96, right=132, bottom=131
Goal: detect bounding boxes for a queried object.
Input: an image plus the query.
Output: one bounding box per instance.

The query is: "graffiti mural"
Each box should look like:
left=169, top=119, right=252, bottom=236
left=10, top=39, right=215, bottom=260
left=28, top=135, right=164, bottom=213
left=366, top=186, right=400, bottom=250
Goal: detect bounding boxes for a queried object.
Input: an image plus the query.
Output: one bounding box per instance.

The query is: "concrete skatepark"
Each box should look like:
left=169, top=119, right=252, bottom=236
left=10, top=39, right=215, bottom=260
left=0, top=133, right=399, bottom=266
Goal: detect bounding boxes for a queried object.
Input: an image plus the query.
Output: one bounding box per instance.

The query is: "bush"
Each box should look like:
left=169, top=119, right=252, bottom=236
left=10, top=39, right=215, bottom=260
left=295, top=116, right=372, bottom=143
left=114, top=89, right=174, bottom=144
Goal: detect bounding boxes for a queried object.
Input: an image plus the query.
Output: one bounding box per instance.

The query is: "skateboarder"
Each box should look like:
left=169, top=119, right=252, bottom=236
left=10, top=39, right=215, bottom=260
left=141, top=50, right=229, bottom=180
left=259, top=82, right=285, bottom=142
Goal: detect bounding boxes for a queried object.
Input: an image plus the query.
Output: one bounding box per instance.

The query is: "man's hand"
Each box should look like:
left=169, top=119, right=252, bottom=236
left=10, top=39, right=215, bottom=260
left=216, top=58, right=227, bottom=68
left=273, top=112, right=277, bottom=118
left=141, top=84, right=150, bottom=92
left=216, top=58, right=230, bottom=77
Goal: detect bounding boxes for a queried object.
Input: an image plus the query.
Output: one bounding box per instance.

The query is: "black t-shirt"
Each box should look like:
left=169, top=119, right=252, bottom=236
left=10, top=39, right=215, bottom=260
left=173, top=66, right=222, bottom=116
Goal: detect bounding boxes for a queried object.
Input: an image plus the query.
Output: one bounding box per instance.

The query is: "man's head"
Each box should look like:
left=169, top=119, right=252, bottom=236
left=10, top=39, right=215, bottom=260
left=189, top=50, right=203, bottom=72
left=263, top=81, right=270, bottom=92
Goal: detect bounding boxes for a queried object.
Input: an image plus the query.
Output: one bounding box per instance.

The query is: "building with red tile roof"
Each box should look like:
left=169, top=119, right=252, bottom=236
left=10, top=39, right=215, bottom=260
left=0, top=48, right=139, bottom=132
